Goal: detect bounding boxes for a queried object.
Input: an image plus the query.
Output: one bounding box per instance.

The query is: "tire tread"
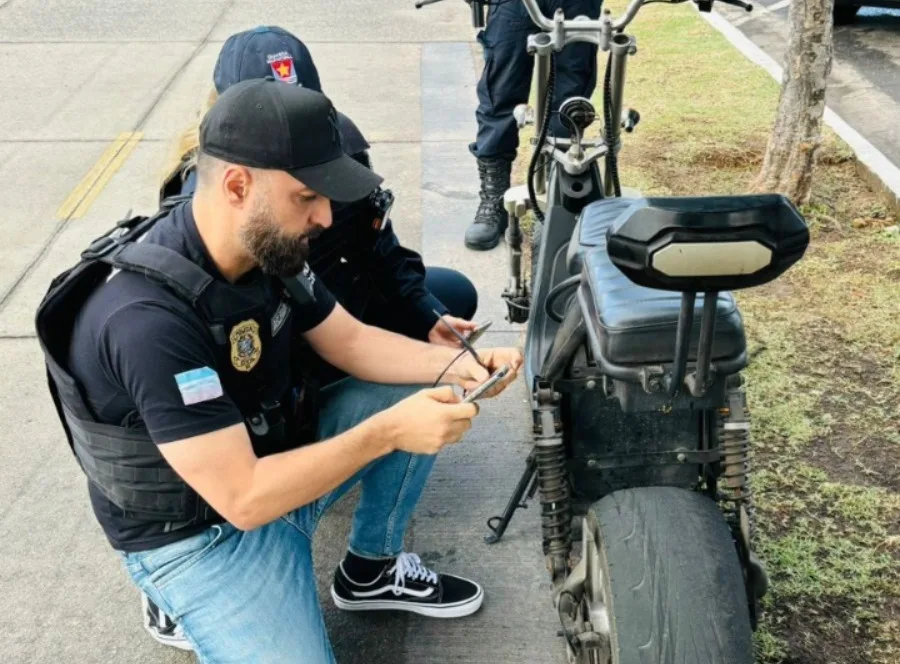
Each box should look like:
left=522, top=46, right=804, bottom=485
left=589, top=487, right=753, bottom=664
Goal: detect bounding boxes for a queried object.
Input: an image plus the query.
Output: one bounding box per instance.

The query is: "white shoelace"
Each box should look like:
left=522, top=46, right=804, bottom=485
left=388, top=552, right=439, bottom=595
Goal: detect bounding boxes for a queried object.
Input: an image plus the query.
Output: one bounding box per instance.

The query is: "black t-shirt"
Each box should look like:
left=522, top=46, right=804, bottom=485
left=68, top=201, right=335, bottom=552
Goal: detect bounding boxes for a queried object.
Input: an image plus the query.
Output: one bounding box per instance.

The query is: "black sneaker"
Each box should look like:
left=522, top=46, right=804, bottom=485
left=330, top=552, right=484, bottom=618
left=141, top=592, right=192, bottom=651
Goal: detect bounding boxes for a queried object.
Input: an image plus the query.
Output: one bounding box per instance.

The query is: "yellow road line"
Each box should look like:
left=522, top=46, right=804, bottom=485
left=55, top=131, right=143, bottom=220
left=70, top=132, right=143, bottom=219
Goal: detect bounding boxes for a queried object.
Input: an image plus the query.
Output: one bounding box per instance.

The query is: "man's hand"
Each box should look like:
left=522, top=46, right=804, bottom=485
left=452, top=347, right=524, bottom=397
left=373, top=386, right=479, bottom=455
left=428, top=315, right=478, bottom=347
left=306, top=304, right=518, bottom=389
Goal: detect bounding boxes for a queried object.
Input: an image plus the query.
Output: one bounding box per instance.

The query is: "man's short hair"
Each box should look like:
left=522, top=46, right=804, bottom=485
left=195, top=150, right=227, bottom=188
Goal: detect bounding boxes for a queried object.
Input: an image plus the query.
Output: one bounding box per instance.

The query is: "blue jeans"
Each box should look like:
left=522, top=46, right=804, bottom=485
left=365, top=266, right=478, bottom=339
left=118, top=379, right=434, bottom=663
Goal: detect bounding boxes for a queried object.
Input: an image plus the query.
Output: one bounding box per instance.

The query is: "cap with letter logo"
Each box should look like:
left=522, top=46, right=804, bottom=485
left=213, top=25, right=322, bottom=93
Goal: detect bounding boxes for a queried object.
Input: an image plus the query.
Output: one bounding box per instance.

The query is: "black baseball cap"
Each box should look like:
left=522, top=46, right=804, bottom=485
left=214, top=26, right=322, bottom=94
left=199, top=78, right=383, bottom=202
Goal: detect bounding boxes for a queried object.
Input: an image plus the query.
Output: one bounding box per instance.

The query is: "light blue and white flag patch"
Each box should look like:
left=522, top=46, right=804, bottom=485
left=174, top=367, right=224, bottom=406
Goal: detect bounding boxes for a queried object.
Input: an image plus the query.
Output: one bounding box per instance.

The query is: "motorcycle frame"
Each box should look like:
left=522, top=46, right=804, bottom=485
left=490, top=1, right=764, bottom=627
left=523, top=8, right=636, bottom=395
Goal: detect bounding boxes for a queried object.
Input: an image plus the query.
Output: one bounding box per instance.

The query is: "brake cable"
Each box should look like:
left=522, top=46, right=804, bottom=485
left=528, top=53, right=557, bottom=223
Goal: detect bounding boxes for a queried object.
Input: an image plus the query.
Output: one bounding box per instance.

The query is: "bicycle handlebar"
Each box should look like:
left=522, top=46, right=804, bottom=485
left=520, top=0, right=750, bottom=36
left=416, top=0, right=752, bottom=36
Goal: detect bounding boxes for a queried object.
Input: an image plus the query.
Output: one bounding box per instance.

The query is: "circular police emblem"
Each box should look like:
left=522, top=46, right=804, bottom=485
left=229, top=320, right=262, bottom=372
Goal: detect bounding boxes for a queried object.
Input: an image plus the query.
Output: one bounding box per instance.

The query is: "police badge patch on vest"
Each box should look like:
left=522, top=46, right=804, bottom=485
left=230, top=319, right=262, bottom=372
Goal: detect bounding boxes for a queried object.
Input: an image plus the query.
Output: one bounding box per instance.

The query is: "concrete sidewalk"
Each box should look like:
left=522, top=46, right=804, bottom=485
left=0, top=1, right=563, bottom=662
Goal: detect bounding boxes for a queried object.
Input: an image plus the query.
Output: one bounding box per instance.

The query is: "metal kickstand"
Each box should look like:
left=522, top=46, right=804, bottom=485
left=485, top=451, right=539, bottom=544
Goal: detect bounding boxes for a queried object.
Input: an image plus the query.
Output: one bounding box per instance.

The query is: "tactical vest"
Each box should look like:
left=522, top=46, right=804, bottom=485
left=35, top=203, right=317, bottom=528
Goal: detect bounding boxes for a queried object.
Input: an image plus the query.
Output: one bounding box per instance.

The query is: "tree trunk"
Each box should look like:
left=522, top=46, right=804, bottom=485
left=753, top=0, right=835, bottom=205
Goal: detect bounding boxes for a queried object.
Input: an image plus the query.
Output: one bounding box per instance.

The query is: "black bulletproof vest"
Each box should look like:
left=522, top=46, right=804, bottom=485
left=35, top=205, right=314, bottom=528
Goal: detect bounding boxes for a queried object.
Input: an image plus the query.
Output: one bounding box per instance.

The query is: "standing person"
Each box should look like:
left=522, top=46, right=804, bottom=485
left=37, top=79, right=523, bottom=663
left=465, top=0, right=602, bottom=250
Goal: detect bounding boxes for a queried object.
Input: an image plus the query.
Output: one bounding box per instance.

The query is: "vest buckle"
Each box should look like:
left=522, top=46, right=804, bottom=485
left=248, top=412, right=270, bottom=437
left=247, top=400, right=282, bottom=438
left=81, top=235, right=119, bottom=261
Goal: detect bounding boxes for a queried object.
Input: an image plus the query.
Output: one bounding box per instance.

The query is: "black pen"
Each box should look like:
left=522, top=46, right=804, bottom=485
left=432, top=310, right=491, bottom=373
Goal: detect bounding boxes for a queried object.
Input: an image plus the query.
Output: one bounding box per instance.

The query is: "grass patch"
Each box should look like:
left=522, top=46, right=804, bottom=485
left=512, top=1, right=900, bottom=661
left=605, top=1, right=779, bottom=197
left=752, top=466, right=900, bottom=663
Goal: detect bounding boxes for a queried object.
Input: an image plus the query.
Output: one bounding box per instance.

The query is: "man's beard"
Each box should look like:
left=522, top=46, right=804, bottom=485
left=241, top=199, right=324, bottom=277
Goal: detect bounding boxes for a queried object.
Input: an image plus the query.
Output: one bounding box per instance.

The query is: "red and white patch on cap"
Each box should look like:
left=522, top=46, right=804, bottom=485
left=266, top=51, right=298, bottom=85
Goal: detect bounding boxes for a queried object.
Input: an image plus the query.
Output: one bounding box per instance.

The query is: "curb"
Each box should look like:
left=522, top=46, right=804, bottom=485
left=698, top=6, right=900, bottom=214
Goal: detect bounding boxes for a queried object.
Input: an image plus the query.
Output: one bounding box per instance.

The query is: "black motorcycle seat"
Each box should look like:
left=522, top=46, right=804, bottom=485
left=567, top=198, right=634, bottom=275
left=572, top=200, right=747, bottom=365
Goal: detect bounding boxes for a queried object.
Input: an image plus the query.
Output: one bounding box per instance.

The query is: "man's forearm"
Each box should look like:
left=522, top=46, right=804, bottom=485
left=233, top=416, right=391, bottom=529
left=339, top=322, right=464, bottom=386
left=305, top=305, right=466, bottom=387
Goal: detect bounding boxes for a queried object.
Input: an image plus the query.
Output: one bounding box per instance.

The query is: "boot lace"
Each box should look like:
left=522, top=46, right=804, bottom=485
left=474, top=161, right=509, bottom=226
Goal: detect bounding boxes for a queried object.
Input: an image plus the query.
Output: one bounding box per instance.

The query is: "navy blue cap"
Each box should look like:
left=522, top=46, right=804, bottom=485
left=213, top=26, right=322, bottom=94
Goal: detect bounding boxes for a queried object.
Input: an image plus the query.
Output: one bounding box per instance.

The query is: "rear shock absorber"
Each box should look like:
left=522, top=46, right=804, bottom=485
left=534, top=400, right=571, bottom=584
left=717, top=375, right=756, bottom=542
left=718, top=374, right=769, bottom=621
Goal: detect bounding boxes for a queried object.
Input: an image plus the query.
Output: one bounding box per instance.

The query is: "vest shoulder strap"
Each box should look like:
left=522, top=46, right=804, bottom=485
left=102, top=242, right=214, bottom=307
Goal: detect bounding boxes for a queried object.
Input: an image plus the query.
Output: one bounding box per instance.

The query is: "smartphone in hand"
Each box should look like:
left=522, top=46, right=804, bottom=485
left=462, top=363, right=511, bottom=403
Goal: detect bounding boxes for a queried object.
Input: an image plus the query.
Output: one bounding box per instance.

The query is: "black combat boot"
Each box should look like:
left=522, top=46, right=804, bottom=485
left=465, top=156, right=512, bottom=251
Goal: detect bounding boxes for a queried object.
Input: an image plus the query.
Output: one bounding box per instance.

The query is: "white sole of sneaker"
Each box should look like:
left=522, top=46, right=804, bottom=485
left=142, top=624, right=194, bottom=651
left=141, top=593, right=193, bottom=652
left=330, top=585, right=484, bottom=619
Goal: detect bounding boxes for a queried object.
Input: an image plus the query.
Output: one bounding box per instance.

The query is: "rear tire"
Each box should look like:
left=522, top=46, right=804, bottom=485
left=586, top=487, right=753, bottom=664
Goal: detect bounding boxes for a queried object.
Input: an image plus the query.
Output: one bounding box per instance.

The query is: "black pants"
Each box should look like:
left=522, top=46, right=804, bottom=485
left=424, top=266, right=478, bottom=324
left=308, top=266, right=479, bottom=389
left=469, top=0, right=603, bottom=161
left=365, top=266, right=479, bottom=340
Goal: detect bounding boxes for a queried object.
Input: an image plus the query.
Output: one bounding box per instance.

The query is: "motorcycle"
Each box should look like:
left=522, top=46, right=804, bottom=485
left=419, top=0, right=808, bottom=661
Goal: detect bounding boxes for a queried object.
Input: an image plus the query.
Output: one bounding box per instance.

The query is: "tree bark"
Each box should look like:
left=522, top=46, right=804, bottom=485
left=753, top=0, right=835, bottom=205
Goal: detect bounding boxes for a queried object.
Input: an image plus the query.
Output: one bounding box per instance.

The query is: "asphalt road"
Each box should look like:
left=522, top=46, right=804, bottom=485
left=715, top=0, right=900, bottom=181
